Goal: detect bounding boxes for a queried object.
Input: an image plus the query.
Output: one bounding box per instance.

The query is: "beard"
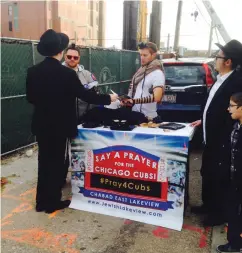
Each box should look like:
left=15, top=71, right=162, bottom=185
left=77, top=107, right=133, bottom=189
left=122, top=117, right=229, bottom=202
left=67, top=61, right=78, bottom=69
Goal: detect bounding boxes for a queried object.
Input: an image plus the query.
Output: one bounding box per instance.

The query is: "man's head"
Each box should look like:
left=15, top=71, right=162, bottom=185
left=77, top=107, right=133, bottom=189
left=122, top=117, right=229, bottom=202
left=64, top=43, right=80, bottom=69
left=37, top=29, right=69, bottom=60
left=228, top=92, right=242, bottom=122
left=215, top=40, right=242, bottom=74
left=138, top=42, right=158, bottom=66
left=214, top=50, right=240, bottom=74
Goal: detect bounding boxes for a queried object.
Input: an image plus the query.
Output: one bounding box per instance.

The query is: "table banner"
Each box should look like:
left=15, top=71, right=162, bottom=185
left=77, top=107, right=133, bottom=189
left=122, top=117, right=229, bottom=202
left=70, top=129, right=189, bottom=231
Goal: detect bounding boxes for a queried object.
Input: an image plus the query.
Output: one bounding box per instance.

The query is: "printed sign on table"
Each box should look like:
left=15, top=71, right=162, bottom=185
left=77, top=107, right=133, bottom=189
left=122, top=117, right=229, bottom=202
left=70, top=129, right=189, bottom=231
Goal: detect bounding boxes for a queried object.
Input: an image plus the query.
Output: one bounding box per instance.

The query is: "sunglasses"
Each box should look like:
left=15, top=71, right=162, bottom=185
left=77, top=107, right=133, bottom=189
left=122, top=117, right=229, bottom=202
left=66, top=55, right=79, bottom=61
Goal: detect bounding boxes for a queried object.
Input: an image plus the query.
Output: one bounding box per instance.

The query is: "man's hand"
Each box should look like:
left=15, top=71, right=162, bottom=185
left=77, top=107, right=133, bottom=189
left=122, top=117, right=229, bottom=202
left=190, top=120, right=202, bottom=127
left=110, top=93, right=118, bottom=102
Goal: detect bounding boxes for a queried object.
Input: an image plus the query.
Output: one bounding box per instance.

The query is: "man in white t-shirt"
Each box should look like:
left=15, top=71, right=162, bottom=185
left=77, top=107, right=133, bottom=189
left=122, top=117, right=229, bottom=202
left=122, top=42, right=165, bottom=120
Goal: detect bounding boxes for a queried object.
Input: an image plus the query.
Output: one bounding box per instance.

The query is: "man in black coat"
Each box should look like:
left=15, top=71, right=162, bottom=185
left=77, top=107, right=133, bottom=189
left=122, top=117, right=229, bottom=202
left=190, top=40, right=242, bottom=226
left=26, top=29, right=117, bottom=214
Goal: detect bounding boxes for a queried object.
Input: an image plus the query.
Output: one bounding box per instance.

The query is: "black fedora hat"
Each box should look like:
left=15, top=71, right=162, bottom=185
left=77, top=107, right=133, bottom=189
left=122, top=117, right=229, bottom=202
left=37, top=29, right=69, bottom=57
left=215, top=40, right=242, bottom=62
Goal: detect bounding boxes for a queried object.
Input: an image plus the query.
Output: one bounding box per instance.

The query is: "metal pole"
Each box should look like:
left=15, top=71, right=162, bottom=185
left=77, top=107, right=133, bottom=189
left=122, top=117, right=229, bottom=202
left=173, top=0, right=183, bottom=52
left=156, top=1, right=162, bottom=49
left=167, top=33, right=170, bottom=52
left=89, top=47, right=92, bottom=71
left=98, top=80, right=131, bottom=86
left=120, top=51, right=122, bottom=82
left=1, top=37, right=39, bottom=43
left=31, top=41, right=36, bottom=65
left=1, top=142, right=37, bottom=157
left=1, top=94, right=26, bottom=100
left=202, top=1, right=231, bottom=43
left=149, top=0, right=156, bottom=43
left=208, top=20, right=214, bottom=57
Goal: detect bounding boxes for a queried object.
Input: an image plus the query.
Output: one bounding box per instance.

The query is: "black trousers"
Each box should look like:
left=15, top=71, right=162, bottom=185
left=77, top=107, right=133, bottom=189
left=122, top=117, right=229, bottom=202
left=202, top=176, right=228, bottom=221
left=36, top=135, right=68, bottom=207
left=226, top=186, right=242, bottom=248
left=201, top=144, right=230, bottom=220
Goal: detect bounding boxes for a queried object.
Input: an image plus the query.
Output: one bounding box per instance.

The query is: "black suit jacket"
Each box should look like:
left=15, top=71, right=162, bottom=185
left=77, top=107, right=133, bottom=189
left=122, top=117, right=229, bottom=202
left=201, top=70, right=242, bottom=178
left=26, top=57, right=111, bottom=138
left=232, top=125, right=242, bottom=203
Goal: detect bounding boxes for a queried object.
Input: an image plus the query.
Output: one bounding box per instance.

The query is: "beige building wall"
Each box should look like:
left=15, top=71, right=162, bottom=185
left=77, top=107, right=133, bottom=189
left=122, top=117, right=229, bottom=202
left=1, top=0, right=105, bottom=47
left=87, top=0, right=99, bottom=46
left=57, top=0, right=88, bottom=45
left=98, top=1, right=106, bottom=47
left=1, top=1, right=47, bottom=40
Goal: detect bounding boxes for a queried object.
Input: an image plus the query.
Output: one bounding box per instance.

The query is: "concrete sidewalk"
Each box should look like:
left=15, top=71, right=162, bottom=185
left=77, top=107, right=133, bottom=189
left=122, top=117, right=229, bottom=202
left=211, top=226, right=227, bottom=253
left=1, top=148, right=220, bottom=253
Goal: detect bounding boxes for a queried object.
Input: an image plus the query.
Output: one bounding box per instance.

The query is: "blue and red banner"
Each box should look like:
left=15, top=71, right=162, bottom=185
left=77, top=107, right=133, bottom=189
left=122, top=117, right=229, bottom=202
left=70, top=128, right=189, bottom=231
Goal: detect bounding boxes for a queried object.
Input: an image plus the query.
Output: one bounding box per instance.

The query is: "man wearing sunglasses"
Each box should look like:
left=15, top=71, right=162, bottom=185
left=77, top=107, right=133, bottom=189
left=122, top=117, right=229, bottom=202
left=63, top=44, right=100, bottom=121
left=63, top=43, right=98, bottom=91
left=62, top=43, right=102, bottom=184
left=190, top=40, right=242, bottom=227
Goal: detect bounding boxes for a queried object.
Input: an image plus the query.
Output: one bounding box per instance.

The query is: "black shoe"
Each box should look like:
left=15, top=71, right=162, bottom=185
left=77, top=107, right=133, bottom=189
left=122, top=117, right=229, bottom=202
left=45, top=200, right=71, bottom=214
left=191, top=205, right=208, bottom=215
left=203, top=216, right=224, bottom=227
left=35, top=204, right=46, bottom=212
left=216, top=243, right=241, bottom=253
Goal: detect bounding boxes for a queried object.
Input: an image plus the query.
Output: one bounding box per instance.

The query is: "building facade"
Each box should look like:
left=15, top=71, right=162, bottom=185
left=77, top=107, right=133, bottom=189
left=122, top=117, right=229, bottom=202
left=1, top=0, right=106, bottom=47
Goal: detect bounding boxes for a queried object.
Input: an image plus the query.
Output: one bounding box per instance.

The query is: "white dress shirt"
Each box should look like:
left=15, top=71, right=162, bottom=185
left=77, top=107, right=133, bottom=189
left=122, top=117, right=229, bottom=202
left=203, top=71, right=233, bottom=143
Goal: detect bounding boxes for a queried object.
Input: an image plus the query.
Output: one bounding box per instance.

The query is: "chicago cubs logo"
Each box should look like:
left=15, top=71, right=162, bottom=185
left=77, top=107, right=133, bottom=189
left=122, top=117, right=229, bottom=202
left=91, top=73, right=97, bottom=81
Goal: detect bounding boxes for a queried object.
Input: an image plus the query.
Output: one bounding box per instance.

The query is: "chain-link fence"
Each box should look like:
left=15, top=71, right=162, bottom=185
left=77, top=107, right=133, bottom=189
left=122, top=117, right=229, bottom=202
left=1, top=37, right=140, bottom=155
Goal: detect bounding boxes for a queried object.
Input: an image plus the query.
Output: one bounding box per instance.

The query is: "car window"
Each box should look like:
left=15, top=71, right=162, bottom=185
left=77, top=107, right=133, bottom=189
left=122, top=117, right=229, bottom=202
left=163, top=65, right=205, bottom=86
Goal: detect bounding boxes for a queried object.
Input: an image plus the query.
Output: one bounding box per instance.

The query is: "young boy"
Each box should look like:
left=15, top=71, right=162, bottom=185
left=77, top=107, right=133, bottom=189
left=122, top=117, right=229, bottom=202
left=217, top=92, right=242, bottom=253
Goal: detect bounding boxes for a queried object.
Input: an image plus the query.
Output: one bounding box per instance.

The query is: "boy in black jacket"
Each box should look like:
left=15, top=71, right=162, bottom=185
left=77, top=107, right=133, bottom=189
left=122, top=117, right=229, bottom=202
left=217, top=92, right=242, bottom=253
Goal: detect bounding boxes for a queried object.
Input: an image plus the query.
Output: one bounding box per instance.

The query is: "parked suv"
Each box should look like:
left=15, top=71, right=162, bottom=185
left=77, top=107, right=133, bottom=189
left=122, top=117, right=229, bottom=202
left=158, top=57, right=217, bottom=122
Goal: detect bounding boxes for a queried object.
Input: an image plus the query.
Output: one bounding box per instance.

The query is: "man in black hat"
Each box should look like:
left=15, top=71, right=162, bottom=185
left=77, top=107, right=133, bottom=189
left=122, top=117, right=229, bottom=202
left=26, top=29, right=117, bottom=214
left=190, top=40, right=242, bottom=227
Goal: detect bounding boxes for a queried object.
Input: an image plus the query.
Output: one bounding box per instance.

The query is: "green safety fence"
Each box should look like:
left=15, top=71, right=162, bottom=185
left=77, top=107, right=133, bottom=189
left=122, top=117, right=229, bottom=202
left=1, top=38, right=140, bottom=155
